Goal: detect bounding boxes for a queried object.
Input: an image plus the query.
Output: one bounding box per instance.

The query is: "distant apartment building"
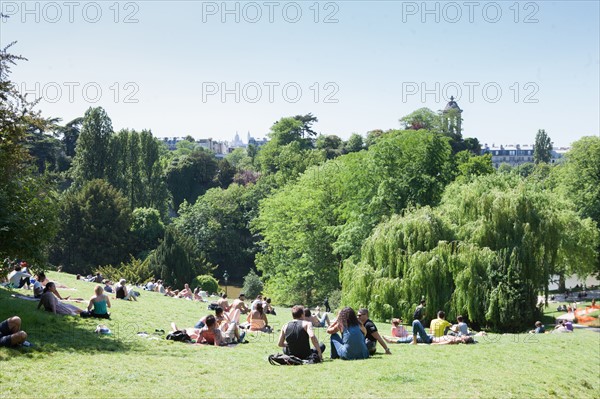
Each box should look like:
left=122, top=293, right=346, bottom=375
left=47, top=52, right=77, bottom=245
left=159, top=136, right=228, bottom=157
left=481, top=144, right=569, bottom=168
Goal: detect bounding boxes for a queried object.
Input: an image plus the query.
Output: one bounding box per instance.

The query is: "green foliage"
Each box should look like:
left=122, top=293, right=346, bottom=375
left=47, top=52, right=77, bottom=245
left=256, top=140, right=326, bottom=188
left=130, top=207, right=165, bottom=258
left=149, top=225, right=213, bottom=288
left=176, top=183, right=261, bottom=282
left=316, top=134, right=343, bottom=159
left=192, top=274, right=219, bottom=293
left=71, top=107, right=113, bottom=184
left=400, top=108, right=440, bottom=131
left=51, top=179, right=132, bottom=274
left=556, top=136, right=600, bottom=225
left=254, top=131, right=454, bottom=306
left=96, top=256, right=154, bottom=284
left=534, top=129, right=552, bottom=164
left=344, top=133, right=364, bottom=153
left=242, top=269, right=263, bottom=299
left=454, top=151, right=494, bottom=181
left=342, top=174, right=599, bottom=331
left=165, top=149, right=219, bottom=210
left=0, top=43, right=60, bottom=265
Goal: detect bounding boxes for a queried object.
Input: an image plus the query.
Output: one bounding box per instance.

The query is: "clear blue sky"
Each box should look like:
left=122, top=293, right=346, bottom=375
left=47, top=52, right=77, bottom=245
left=1, top=1, right=598, bottom=147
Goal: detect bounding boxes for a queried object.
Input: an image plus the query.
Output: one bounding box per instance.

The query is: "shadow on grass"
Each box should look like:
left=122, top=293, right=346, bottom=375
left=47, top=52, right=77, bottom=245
left=0, top=287, right=137, bottom=359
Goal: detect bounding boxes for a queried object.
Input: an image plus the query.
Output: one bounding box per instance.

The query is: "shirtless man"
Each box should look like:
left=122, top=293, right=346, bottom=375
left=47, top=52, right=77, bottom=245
left=229, top=294, right=249, bottom=317
left=171, top=316, right=224, bottom=346
left=217, top=293, right=230, bottom=312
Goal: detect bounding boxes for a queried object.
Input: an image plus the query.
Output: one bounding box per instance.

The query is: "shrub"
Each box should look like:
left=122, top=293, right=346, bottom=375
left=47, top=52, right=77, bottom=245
left=193, top=275, right=219, bottom=294
left=242, top=269, right=263, bottom=299
left=96, top=256, right=154, bottom=284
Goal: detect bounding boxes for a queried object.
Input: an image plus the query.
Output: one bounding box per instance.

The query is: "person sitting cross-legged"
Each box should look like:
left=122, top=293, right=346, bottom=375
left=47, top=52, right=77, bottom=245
left=80, top=285, right=111, bottom=319
left=278, top=305, right=323, bottom=361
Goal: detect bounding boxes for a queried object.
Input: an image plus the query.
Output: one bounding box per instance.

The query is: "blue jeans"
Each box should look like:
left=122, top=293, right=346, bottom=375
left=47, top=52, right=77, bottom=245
left=318, top=314, right=328, bottom=327
left=412, top=319, right=432, bottom=344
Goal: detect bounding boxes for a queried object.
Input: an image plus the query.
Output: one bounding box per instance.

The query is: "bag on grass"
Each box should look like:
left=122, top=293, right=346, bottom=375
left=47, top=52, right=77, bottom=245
left=207, top=302, right=219, bottom=311
left=166, top=330, right=192, bottom=343
left=268, top=353, right=304, bottom=366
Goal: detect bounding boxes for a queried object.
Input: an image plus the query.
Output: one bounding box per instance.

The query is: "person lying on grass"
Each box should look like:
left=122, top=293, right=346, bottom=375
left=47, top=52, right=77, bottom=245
left=171, top=315, right=225, bottom=346
left=37, top=282, right=81, bottom=316
left=80, top=285, right=111, bottom=319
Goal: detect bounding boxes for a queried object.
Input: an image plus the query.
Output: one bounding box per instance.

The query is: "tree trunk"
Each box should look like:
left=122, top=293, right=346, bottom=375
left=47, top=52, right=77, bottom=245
left=558, top=273, right=566, bottom=292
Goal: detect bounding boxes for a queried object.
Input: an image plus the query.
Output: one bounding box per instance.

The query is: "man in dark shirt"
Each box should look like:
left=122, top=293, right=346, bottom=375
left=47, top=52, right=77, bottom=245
left=277, top=305, right=324, bottom=361
left=357, top=308, right=391, bottom=355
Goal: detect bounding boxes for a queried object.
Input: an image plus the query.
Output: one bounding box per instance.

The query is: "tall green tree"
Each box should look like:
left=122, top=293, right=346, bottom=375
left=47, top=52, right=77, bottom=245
left=534, top=129, right=552, bottom=164
left=51, top=179, right=132, bottom=273
left=149, top=225, right=213, bottom=287
left=0, top=42, right=60, bottom=265
left=71, top=107, right=113, bottom=184
left=555, top=136, right=600, bottom=276
left=130, top=207, right=165, bottom=259
left=253, top=130, right=454, bottom=305
left=165, top=149, right=219, bottom=211
left=344, top=133, right=364, bottom=153
left=176, top=183, right=260, bottom=283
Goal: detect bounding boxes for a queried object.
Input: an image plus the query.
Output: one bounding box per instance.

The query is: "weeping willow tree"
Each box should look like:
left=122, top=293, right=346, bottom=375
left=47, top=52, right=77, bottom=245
left=342, top=208, right=457, bottom=323
left=342, top=174, right=598, bottom=331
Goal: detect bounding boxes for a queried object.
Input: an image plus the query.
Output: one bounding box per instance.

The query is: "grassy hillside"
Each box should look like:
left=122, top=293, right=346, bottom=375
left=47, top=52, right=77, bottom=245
left=1, top=271, right=598, bottom=398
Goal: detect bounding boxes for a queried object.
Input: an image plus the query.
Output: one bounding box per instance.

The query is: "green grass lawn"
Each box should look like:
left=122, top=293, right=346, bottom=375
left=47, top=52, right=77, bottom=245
left=1, top=271, right=599, bottom=398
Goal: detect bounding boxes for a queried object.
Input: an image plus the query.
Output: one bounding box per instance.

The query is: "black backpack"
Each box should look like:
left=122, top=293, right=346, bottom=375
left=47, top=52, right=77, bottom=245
left=166, top=330, right=192, bottom=343
left=268, top=353, right=304, bottom=366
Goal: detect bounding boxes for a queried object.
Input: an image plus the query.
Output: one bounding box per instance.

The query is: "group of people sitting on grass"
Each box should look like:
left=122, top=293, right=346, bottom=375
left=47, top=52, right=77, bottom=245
left=168, top=293, right=283, bottom=345
left=529, top=319, right=574, bottom=334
